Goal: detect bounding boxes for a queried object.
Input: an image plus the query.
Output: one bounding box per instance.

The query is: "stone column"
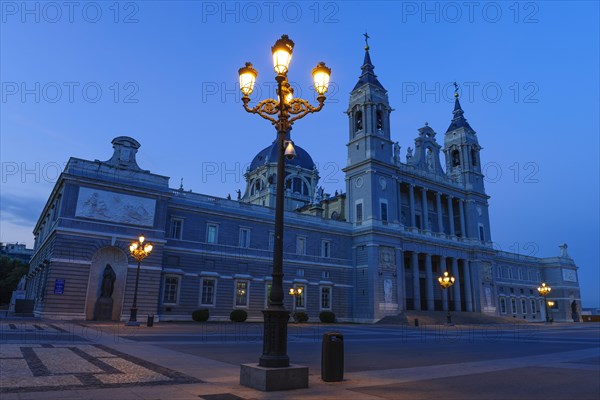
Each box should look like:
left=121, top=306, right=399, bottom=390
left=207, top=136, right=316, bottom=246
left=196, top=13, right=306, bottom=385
left=396, top=248, right=405, bottom=311
left=452, top=257, right=462, bottom=311
left=440, top=256, right=448, bottom=311
left=422, top=188, right=429, bottom=231
left=425, top=254, right=434, bottom=311
left=409, top=184, right=416, bottom=228
left=459, top=199, right=466, bottom=238
left=436, top=192, right=444, bottom=234
left=411, top=252, right=421, bottom=310
left=447, top=196, right=455, bottom=236
left=464, top=259, right=473, bottom=312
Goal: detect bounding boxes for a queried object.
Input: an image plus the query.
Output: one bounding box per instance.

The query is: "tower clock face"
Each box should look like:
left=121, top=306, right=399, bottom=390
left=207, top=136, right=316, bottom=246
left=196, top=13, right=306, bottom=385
left=355, top=177, right=364, bottom=188
left=379, top=177, right=387, bottom=190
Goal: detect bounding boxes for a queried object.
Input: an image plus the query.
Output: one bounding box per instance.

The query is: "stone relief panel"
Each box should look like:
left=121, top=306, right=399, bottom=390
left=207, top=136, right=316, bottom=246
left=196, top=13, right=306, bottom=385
left=562, top=268, right=577, bottom=282
left=481, top=262, right=493, bottom=282
left=379, top=246, right=395, bottom=271
left=76, top=187, right=156, bottom=227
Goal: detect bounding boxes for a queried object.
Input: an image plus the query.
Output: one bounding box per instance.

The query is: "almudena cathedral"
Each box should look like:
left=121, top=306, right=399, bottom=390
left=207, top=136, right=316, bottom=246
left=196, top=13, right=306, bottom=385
left=24, top=46, right=581, bottom=324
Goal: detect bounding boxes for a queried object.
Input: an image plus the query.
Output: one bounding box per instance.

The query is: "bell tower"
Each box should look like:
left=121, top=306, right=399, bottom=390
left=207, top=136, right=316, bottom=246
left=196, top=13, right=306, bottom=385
left=343, top=35, right=397, bottom=225
left=443, top=85, right=491, bottom=243
left=443, top=88, right=484, bottom=193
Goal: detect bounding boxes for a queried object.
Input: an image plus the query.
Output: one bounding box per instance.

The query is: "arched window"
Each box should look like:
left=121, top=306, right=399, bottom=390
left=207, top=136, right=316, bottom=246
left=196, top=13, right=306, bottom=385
left=451, top=149, right=461, bottom=167
left=355, top=111, right=363, bottom=131
left=376, top=110, right=383, bottom=130
left=471, top=148, right=478, bottom=166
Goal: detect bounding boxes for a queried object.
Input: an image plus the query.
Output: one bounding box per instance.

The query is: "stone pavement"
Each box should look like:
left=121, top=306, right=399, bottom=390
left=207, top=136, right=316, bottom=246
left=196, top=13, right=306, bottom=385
left=1, top=319, right=599, bottom=399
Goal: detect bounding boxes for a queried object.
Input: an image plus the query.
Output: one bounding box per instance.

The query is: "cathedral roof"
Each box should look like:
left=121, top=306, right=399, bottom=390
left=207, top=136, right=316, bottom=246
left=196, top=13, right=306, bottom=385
left=352, top=47, right=385, bottom=91
left=446, top=94, right=475, bottom=133
left=249, top=141, right=316, bottom=172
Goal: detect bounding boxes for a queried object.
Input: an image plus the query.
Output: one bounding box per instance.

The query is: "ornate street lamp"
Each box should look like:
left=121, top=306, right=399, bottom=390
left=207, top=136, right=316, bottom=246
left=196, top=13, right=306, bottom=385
left=537, top=282, right=552, bottom=322
left=127, top=235, right=153, bottom=325
left=238, top=34, right=331, bottom=369
left=438, top=271, right=455, bottom=324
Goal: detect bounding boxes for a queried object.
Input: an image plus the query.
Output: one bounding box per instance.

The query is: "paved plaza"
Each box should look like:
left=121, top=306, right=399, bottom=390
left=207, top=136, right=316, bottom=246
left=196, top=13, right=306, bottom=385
left=1, top=318, right=599, bottom=399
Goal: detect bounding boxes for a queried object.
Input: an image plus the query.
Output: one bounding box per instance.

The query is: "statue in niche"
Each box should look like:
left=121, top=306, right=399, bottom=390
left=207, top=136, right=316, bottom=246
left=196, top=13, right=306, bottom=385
left=393, top=142, right=401, bottom=163
left=485, top=287, right=492, bottom=307
left=100, top=265, right=116, bottom=298
left=383, top=279, right=393, bottom=304
left=426, top=148, right=435, bottom=171
left=95, top=264, right=116, bottom=321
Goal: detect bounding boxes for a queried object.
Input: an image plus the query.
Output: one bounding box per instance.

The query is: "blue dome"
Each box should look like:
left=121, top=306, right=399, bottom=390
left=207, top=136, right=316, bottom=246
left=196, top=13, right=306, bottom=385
left=249, top=141, right=316, bottom=172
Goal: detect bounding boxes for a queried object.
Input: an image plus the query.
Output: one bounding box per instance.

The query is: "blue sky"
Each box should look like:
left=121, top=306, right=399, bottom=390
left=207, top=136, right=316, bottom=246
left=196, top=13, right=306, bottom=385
left=1, top=1, right=598, bottom=307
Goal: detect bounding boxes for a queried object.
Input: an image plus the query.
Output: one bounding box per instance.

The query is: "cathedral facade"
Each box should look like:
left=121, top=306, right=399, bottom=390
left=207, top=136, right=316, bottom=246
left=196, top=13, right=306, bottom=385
left=24, top=47, right=581, bottom=323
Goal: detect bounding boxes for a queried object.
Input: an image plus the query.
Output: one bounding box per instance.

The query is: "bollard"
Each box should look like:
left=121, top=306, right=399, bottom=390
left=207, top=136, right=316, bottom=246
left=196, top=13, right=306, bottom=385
left=147, top=315, right=154, bottom=327
left=414, top=318, right=419, bottom=327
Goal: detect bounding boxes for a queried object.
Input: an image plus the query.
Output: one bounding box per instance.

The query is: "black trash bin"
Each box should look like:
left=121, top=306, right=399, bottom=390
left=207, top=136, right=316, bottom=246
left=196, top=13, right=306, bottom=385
left=321, top=332, right=344, bottom=382
left=147, top=315, right=154, bottom=327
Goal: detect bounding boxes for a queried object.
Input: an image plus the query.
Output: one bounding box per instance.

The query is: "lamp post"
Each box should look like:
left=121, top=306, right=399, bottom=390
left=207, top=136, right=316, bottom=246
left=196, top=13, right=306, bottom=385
left=238, top=35, right=331, bottom=368
left=537, top=282, right=552, bottom=322
left=438, top=271, right=455, bottom=324
left=127, top=235, right=153, bottom=326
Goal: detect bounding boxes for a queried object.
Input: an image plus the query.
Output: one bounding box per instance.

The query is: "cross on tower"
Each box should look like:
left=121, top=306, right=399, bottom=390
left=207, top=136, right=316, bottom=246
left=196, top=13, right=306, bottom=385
left=363, top=32, right=370, bottom=50
left=453, top=81, right=460, bottom=98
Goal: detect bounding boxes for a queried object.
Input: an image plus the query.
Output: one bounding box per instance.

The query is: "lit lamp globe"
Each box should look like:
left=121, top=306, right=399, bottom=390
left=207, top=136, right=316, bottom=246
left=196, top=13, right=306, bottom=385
left=537, top=282, right=551, bottom=296
left=438, top=271, right=455, bottom=289
left=312, top=62, right=331, bottom=95
left=238, top=62, right=258, bottom=96
left=271, top=34, right=294, bottom=74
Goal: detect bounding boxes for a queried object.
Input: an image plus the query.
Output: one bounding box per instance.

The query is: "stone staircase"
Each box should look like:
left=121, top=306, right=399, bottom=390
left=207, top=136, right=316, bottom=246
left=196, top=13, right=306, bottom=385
left=377, top=310, right=531, bottom=325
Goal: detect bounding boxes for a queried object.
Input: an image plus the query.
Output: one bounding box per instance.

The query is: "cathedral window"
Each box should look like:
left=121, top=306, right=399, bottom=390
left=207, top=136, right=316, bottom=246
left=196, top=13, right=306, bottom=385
left=321, top=286, right=332, bottom=310
left=356, top=202, right=363, bottom=224
left=471, top=148, right=478, bottom=166
left=376, top=110, right=383, bottom=130
left=322, top=240, right=331, bottom=258
left=355, top=111, right=363, bottom=131
left=170, top=218, right=183, bottom=240
left=499, top=297, right=507, bottom=314
left=380, top=201, right=388, bottom=223
left=163, top=275, right=180, bottom=304
left=207, top=224, right=218, bottom=244
left=239, top=228, right=251, bottom=248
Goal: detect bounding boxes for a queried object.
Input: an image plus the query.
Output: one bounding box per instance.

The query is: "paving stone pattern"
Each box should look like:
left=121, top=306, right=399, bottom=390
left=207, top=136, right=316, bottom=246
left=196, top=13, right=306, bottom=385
left=0, top=343, right=201, bottom=393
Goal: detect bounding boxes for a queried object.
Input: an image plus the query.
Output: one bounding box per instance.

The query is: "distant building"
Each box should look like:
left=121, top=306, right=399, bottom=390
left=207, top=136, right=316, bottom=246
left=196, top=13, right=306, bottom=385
left=24, top=45, right=581, bottom=323
left=1, top=242, right=33, bottom=264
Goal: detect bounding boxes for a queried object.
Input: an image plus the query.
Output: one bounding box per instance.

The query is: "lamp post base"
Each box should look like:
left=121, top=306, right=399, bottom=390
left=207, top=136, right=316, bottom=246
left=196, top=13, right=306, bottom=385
left=127, top=307, right=139, bottom=326
left=259, top=309, right=290, bottom=368
left=240, top=363, right=309, bottom=391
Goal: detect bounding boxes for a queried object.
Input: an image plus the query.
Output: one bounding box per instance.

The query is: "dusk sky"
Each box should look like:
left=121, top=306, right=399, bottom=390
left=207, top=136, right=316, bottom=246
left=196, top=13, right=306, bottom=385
left=1, top=1, right=598, bottom=307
